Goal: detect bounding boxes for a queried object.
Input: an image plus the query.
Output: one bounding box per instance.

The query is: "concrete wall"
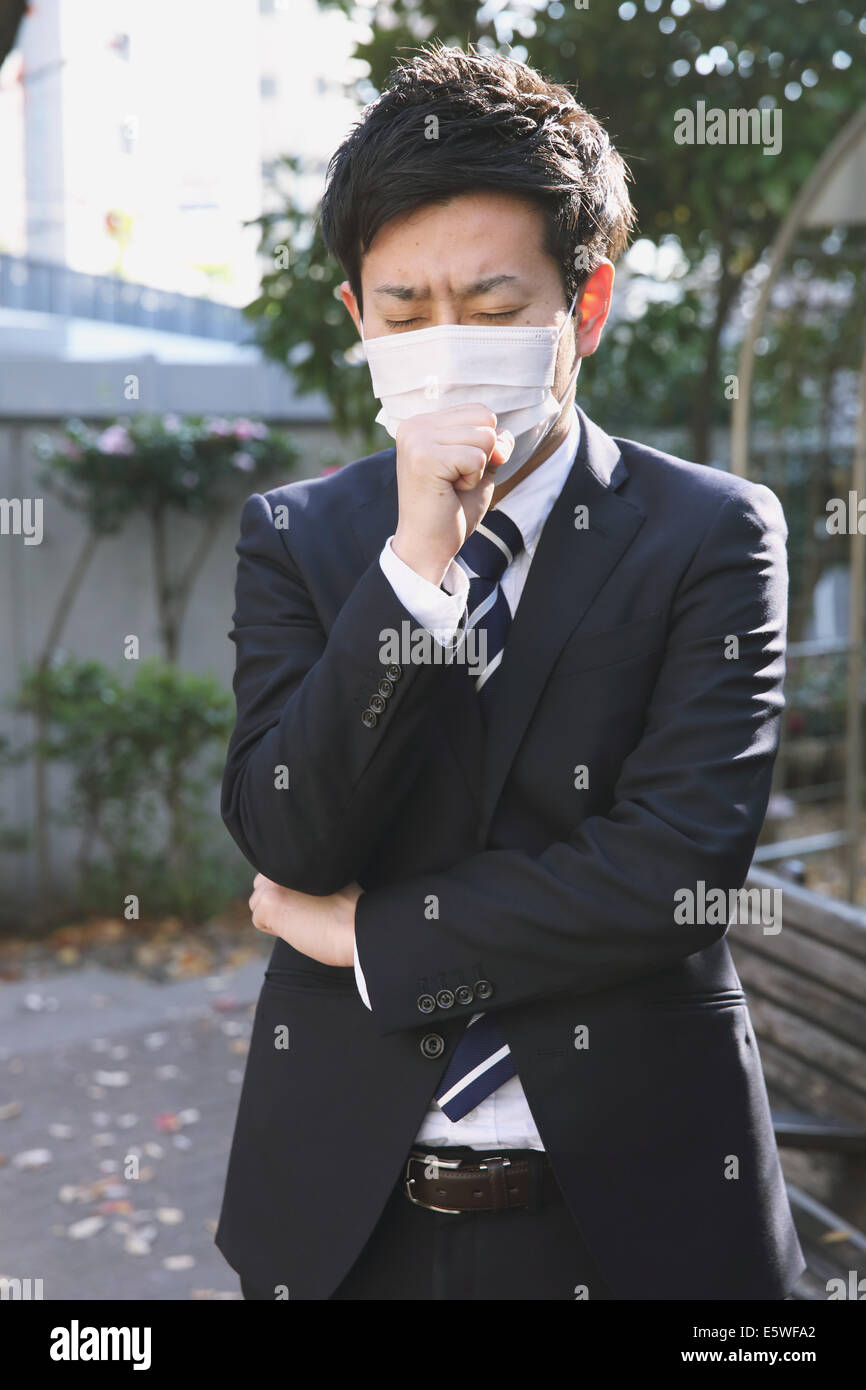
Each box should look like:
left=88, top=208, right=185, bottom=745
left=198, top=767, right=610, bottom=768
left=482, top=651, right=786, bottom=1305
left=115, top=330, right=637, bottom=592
left=0, top=358, right=368, bottom=915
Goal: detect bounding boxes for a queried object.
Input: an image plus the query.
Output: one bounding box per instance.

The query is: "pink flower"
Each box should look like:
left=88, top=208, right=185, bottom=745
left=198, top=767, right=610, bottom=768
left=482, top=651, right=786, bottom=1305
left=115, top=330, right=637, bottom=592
left=319, top=464, right=341, bottom=475
left=96, top=425, right=134, bottom=455
left=162, top=413, right=182, bottom=433
left=232, top=418, right=268, bottom=440
left=232, top=451, right=255, bottom=472
left=205, top=416, right=232, bottom=436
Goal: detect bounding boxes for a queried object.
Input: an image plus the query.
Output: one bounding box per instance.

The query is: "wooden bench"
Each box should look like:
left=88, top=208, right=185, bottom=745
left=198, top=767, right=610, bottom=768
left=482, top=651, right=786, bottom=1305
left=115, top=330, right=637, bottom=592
left=784, top=1185, right=866, bottom=1300
left=727, top=865, right=866, bottom=1296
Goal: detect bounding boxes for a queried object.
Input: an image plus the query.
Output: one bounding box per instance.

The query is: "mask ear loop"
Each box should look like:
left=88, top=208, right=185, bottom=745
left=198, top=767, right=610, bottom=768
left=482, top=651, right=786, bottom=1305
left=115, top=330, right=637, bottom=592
left=553, top=289, right=583, bottom=407
left=555, top=288, right=581, bottom=343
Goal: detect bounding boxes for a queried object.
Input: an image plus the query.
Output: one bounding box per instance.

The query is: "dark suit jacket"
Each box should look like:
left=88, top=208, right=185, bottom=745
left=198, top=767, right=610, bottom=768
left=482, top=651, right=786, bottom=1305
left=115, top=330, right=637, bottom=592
left=215, top=406, right=806, bottom=1300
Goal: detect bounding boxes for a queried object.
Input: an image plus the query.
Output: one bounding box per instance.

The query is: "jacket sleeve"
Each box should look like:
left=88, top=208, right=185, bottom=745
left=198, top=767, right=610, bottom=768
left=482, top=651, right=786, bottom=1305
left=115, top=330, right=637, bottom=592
left=220, top=491, right=457, bottom=894
left=353, top=483, right=789, bottom=1034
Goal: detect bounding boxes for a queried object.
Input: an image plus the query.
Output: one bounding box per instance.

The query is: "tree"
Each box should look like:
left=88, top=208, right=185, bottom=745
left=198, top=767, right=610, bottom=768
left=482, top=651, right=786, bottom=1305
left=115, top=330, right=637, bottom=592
left=246, top=0, right=866, bottom=465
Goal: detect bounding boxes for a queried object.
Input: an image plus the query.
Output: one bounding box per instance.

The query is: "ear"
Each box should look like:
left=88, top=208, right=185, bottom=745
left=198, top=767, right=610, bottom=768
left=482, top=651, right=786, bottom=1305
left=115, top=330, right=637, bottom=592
left=575, top=260, right=615, bottom=358
left=340, top=281, right=363, bottom=337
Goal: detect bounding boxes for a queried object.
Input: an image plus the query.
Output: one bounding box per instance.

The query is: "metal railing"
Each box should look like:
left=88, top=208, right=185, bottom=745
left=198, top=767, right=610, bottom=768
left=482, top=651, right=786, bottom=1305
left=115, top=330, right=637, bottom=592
left=0, top=254, right=251, bottom=342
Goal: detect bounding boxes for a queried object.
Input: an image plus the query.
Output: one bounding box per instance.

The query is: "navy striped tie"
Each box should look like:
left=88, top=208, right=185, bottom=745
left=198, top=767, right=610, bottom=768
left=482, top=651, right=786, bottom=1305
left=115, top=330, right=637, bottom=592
left=433, top=508, right=524, bottom=1122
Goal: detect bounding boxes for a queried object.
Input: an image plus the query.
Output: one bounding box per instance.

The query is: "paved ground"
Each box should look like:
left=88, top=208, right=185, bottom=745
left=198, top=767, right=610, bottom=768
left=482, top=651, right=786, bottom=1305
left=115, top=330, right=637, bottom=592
left=0, top=960, right=268, bottom=1301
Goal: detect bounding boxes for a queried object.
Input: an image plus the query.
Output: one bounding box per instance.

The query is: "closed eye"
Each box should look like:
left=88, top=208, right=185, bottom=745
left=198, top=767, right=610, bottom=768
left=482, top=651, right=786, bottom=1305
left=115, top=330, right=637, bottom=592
left=383, top=310, right=520, bottom=329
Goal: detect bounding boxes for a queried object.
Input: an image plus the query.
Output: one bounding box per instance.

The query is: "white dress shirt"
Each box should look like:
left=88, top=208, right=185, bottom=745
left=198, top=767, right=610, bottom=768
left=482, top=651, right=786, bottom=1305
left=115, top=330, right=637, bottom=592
left=355, top=408, right=581, bottom=1150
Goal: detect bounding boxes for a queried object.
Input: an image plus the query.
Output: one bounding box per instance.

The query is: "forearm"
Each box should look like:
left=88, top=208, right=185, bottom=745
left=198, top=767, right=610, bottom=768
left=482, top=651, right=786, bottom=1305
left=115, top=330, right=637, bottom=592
left=353, top=759, right=775, bottom=1035
left=221, top=498, right=456, bottom=893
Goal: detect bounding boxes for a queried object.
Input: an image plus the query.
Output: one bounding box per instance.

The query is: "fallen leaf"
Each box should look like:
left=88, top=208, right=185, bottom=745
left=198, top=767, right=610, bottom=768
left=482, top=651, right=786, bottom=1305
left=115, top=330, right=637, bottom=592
left=156, top=1208, right=184, bottom=1224
left=211, top=996, right=241, bottom=1013
left=12, top=1147, right=52, bottom=1169
left=68, top=1216, right=105, bottom=1239
left=124, top=1233, right=152, bottom=1256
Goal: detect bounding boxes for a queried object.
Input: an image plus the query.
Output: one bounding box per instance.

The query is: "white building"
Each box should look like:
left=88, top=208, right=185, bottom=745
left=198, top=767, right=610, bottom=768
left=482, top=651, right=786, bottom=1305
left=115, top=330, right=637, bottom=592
left=0, top=0, right=360, bottom=305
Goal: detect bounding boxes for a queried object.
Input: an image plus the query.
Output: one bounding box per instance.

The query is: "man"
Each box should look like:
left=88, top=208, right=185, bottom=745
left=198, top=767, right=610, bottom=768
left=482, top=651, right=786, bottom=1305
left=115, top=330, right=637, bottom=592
left=215, top=44, right=805, bottom=1301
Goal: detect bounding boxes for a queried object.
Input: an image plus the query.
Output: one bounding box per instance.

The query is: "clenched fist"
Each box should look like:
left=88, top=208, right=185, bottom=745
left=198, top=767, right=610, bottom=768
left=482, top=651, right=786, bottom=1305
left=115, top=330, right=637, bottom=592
left=391, top=403, right=514, bottom=585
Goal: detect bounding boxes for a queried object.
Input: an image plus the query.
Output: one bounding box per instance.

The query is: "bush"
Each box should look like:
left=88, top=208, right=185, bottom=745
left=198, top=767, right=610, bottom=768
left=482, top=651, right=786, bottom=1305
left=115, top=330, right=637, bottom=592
left=14, top=657, right=249, bottom=924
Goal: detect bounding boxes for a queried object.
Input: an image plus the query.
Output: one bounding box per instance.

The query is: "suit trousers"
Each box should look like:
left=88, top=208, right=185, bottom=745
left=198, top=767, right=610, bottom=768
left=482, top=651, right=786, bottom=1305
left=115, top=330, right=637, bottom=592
left=240, top=1145, right=616, bottom=1301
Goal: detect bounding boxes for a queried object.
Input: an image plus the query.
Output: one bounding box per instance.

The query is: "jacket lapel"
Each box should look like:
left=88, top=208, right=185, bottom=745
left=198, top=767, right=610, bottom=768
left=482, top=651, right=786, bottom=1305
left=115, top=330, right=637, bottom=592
left=475, top=408, right=646, bottom=847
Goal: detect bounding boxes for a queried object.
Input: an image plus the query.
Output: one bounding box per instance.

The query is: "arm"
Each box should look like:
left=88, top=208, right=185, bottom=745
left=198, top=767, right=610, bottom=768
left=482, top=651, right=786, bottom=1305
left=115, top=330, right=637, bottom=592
left=353, top=483, right=789, bottom=1034
left=221, top=493, right=466, bottom=894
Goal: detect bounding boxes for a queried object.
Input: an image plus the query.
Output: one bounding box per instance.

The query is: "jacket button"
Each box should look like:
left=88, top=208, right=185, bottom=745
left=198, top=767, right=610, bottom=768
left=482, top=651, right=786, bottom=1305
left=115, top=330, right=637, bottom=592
left=361, top=708, right=378, bottom=728
left=386, top=663, right=402, bottom=681
left=455, top=984, right=474, bottom=1006
left=377, top=678, right=394, bottom=698
left=420, top=1033, right=445, bottom=1059
left=417, top=993, right=436, bottom=1014
left=436, top=989, right=455, bottom=1009
left=369, top=694, right=386, bottom=714
left=474, top=979, right=494, bottom=1000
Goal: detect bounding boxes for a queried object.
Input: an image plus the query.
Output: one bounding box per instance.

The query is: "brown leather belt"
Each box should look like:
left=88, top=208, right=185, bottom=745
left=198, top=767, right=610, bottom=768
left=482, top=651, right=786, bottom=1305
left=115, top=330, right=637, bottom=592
left=404, top=1149, right=560, bottom=1214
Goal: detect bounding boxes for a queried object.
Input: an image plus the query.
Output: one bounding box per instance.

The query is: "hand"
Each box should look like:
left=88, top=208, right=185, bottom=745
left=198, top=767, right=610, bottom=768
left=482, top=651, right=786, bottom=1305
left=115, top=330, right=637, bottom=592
left=392, top=403, right=514, bottom=585
left=248, top=873, right=363, bottom=967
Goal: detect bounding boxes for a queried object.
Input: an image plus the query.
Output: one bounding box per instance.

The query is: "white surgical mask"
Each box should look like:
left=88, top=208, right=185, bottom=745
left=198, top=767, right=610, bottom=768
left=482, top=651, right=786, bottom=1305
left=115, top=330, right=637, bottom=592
left=361, top=289, right=581, bottom=484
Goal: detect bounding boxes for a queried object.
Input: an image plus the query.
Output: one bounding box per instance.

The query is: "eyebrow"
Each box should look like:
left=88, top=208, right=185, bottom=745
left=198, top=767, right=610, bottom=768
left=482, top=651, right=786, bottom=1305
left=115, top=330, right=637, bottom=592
left=371, top=274, right=523, bottom=301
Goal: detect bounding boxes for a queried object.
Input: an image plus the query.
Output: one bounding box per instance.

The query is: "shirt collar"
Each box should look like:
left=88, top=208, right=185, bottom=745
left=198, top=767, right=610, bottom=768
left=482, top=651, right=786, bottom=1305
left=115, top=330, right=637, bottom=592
left=493, top=407, right=581, bottom=558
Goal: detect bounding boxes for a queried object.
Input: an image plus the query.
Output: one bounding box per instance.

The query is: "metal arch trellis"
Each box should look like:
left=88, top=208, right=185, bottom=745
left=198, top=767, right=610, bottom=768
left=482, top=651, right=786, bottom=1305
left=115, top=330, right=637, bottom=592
left=732, top=107, right=866, bottom=903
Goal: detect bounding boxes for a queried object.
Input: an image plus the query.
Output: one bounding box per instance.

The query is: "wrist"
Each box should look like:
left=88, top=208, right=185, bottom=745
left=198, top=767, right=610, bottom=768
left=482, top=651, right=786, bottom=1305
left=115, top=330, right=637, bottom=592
left=335, top=887, right=360, bottom=967
left=392, top=529, right=455, bottom=587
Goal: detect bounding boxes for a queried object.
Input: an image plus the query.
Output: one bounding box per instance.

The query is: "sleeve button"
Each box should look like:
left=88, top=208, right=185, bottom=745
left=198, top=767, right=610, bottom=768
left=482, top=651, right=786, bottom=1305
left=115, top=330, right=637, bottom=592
left=455, top=985, right=474, bottom=1006
left=473, top=979, right=494, bottom=1000
left=369, top=694, right=386, bottom=714
left=417, top=993, right=436, bottom=1014
left=377, top=678, right=394, bottom=698
left=361, top=708, right=378, bottom=728
left=435, top=989, right=455, bottom=1009
left=386, top=663, right=402, bottom=681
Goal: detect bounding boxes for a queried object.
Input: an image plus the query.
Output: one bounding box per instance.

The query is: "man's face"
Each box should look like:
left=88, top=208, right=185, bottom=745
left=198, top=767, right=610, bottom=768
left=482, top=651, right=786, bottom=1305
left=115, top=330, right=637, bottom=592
left=340, top=189, right=614, bottom=486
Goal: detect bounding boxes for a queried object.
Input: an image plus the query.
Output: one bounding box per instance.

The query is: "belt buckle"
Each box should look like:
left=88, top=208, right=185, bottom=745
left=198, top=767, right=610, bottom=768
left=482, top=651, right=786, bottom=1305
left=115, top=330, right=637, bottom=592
left=404, top=1152, right=465, bottom=1214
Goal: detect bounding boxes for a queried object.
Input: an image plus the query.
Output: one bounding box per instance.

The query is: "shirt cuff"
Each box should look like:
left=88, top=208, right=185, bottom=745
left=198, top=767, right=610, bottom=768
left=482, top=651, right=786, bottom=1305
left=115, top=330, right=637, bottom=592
left=353, top=933, right=372, bottom=1010
left=379, top=536, right=469, bottom=645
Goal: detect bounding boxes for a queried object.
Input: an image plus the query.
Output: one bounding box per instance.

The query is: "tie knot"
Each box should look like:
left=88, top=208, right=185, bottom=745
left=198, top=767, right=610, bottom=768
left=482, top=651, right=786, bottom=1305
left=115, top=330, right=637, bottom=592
left=457, top=508, right=524, bottom=583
